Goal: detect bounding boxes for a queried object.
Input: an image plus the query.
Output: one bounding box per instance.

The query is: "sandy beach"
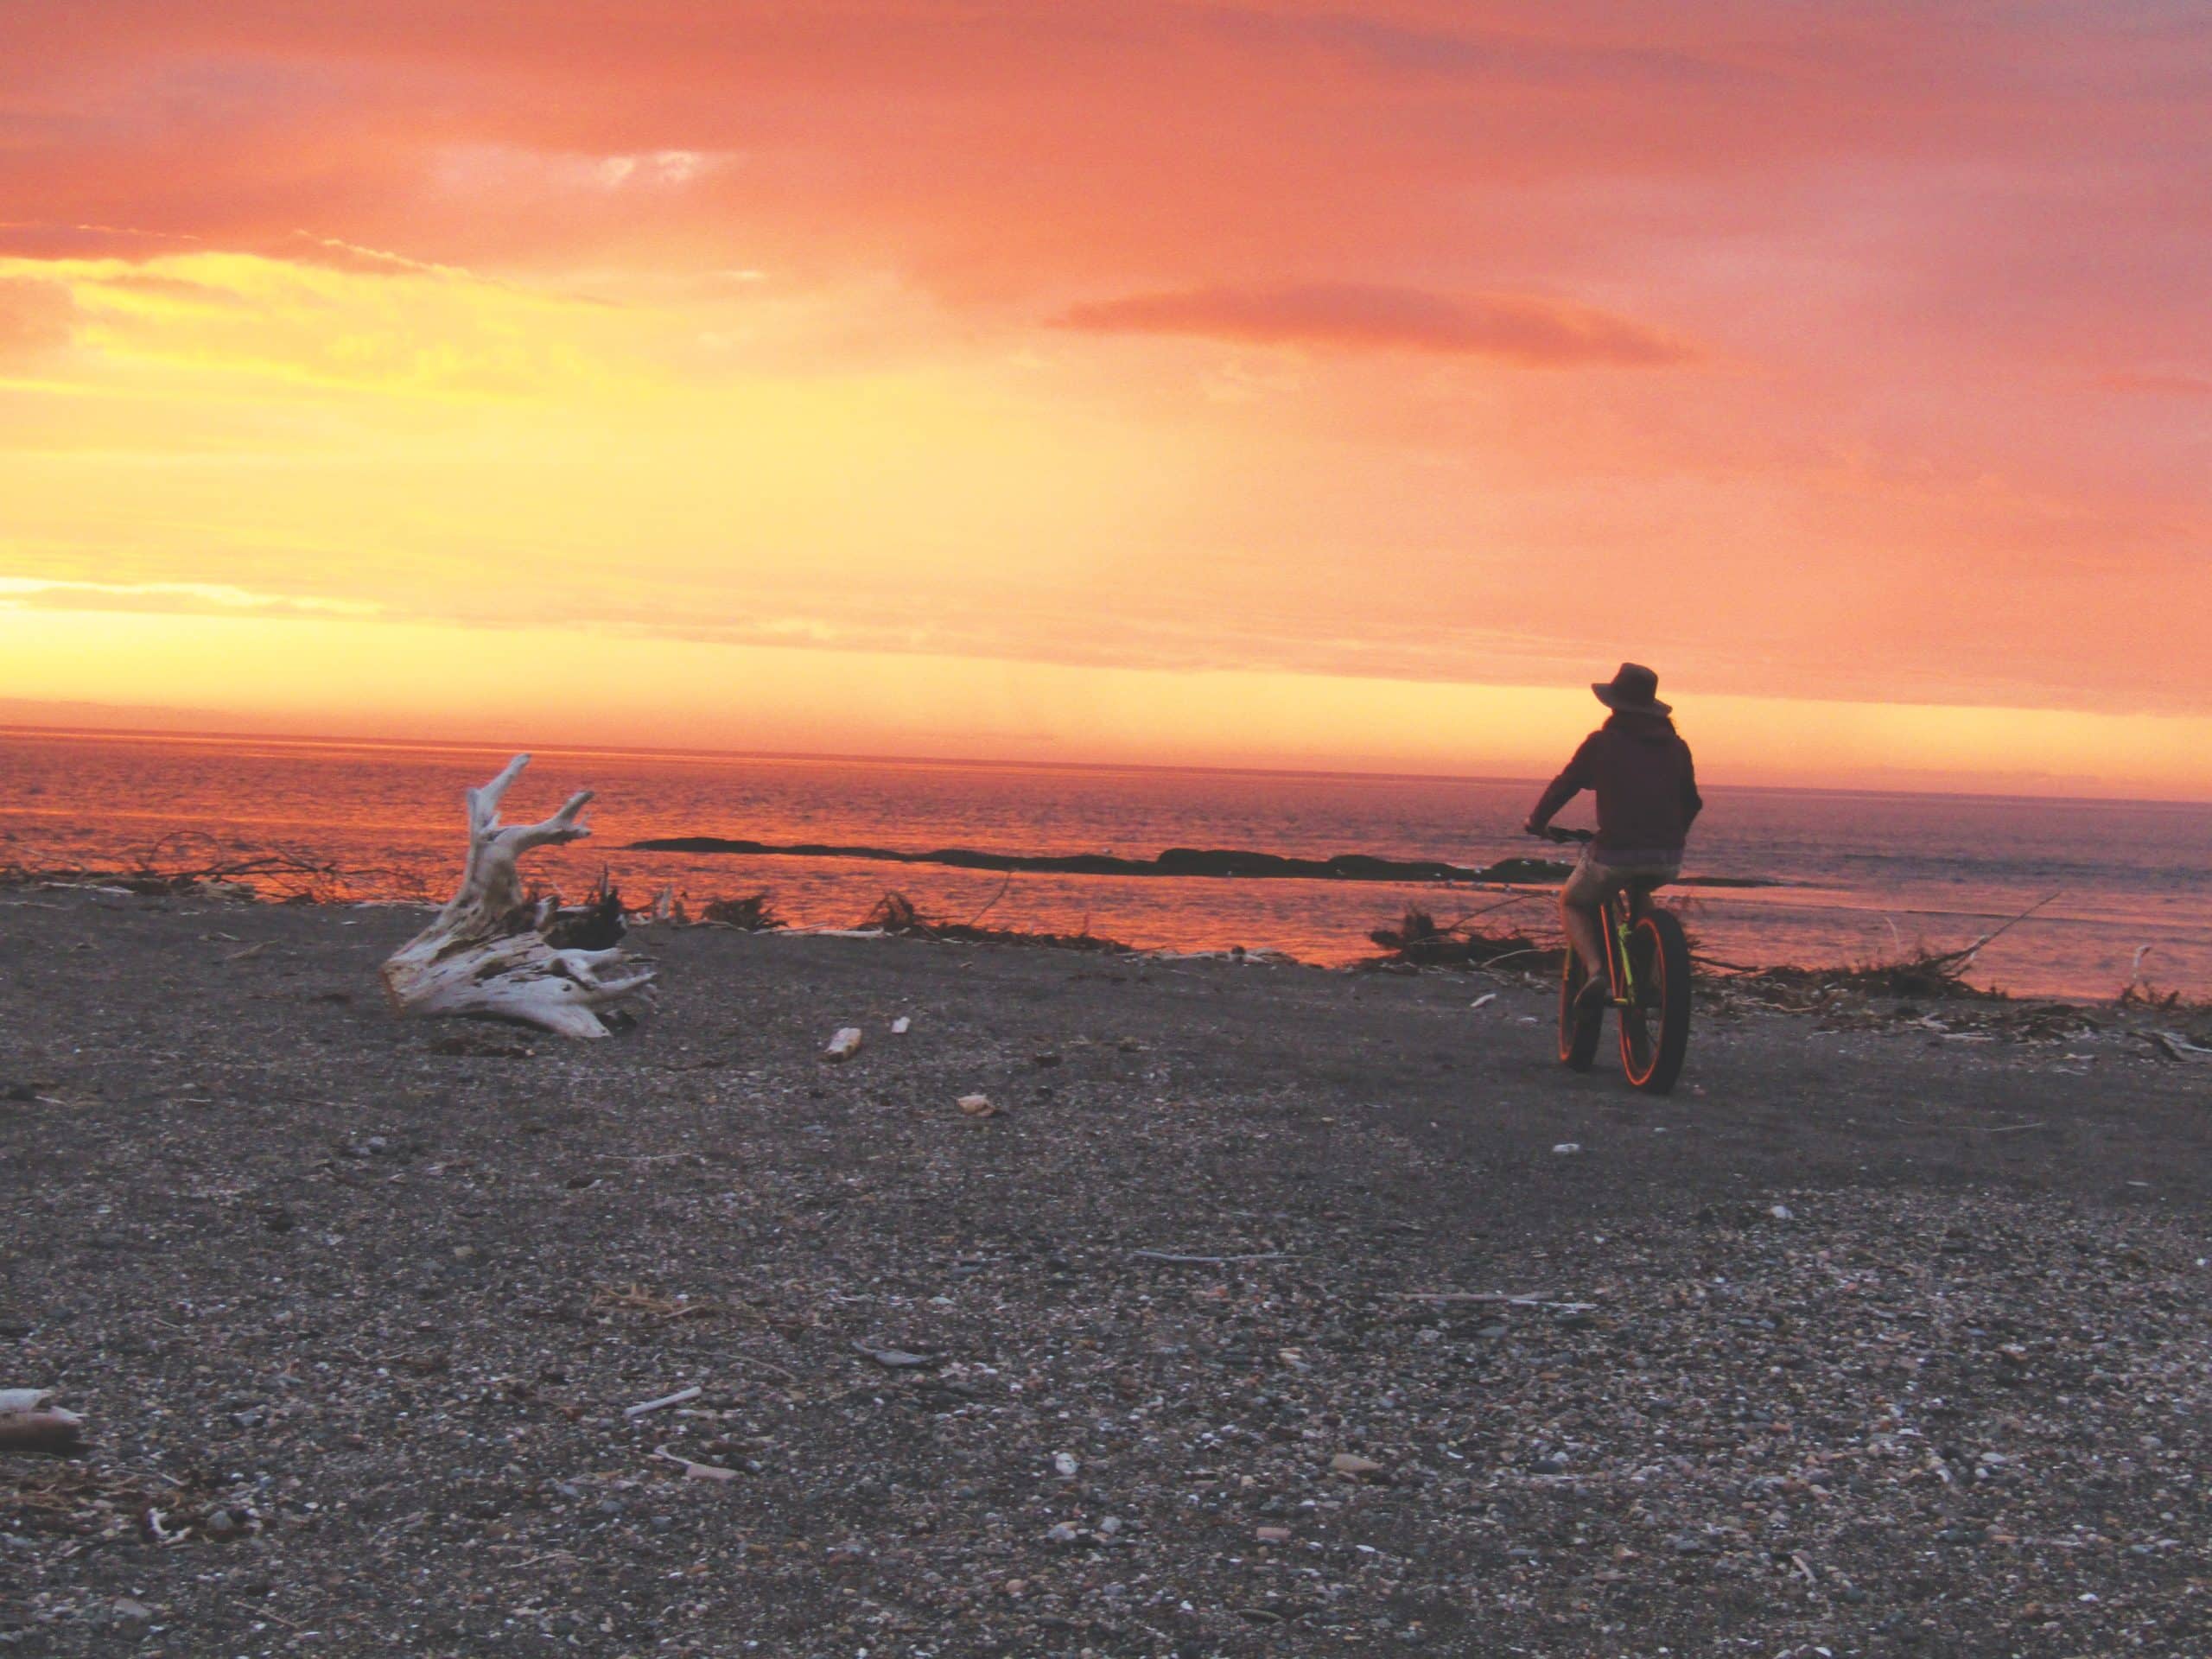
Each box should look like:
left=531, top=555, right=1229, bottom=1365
left=3, top=889, right=2208, bottom=1656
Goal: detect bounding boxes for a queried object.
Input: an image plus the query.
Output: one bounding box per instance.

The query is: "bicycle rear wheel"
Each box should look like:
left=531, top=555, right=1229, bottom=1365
left=1558, top=948, right=1601, bottom=1071
left=1618, top=910, right=1691, bottom=1094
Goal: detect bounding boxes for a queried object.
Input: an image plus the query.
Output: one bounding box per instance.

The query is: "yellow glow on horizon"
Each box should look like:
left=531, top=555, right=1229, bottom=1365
left=3, top=606, right=2206, bottom=800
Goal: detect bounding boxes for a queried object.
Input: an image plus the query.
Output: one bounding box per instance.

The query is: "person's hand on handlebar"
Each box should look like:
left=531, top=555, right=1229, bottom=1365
left=1524, top=822, right=1592, bottom=844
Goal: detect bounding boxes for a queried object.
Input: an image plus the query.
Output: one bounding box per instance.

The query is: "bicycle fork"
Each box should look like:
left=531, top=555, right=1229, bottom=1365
left=1604, top=897, right=1638, bottom=1007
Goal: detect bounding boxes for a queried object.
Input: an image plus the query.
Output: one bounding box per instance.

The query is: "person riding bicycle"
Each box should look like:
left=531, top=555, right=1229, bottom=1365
left=1522, top=664, right=1702, bottom=1013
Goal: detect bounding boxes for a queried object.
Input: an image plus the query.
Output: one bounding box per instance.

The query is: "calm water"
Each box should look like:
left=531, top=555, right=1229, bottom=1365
left=3, top=728, right=2207, bottom=1001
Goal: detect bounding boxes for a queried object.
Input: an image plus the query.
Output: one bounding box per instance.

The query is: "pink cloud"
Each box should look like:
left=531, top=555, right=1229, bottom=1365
left=2098, top=368, right=2212, bottom=396
left=1056, top=282, right=1690, bottom=365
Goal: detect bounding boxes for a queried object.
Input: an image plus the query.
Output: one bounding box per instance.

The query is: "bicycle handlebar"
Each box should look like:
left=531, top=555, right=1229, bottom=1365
left=1529, top=826, right=1594, bottom=845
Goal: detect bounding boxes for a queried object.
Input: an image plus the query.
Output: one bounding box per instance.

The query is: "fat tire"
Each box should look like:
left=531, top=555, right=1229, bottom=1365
left=1621, top=911, right=1692, bottom=1094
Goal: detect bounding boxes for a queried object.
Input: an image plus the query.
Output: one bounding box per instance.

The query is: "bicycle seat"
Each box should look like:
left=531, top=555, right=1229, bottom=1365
left=1599, top=872, right=1672, bottom=912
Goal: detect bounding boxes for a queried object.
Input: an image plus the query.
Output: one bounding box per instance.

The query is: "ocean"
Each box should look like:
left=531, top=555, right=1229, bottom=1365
left=3, top=727, right=2206, bottom=1002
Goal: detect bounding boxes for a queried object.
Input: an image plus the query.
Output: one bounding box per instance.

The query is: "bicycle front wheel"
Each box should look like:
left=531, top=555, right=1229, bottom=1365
left=1618, top=911, right=1691, bottom=1094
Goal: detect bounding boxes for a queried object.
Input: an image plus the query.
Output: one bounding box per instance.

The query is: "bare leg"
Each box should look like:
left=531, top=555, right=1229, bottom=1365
left=1560, top=889, right=1607, bottom=978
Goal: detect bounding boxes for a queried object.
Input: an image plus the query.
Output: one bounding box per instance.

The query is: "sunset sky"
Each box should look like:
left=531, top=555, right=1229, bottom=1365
left=3, top=2, right=2209, bottom=795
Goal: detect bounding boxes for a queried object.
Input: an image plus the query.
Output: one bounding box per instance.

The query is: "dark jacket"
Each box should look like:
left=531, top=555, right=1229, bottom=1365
left=1529, top=713, right=1702, bottom=857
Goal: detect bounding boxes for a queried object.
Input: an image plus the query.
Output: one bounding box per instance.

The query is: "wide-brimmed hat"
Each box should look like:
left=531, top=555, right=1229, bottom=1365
left=1592, top=662, right=1671, bottom=715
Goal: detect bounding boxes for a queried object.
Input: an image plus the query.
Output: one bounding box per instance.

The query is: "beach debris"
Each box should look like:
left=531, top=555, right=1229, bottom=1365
left=652, top=1445, right=739, bottom=1483
left=1330, top=1452, right=1384, bottom=1478
left=699, top=892, right=780, bottom=930
left=1551, top=1142, right=1583, bottom=1155
left=1052, top=1451, right=1079, bottom=1478
left=622, top=1386, right=702, bottom=1419
left=543, top=873, right=627, bottom=950
left=1369, top=904, right=1556, bottom=973
left=824, top=1027, right=864, bottom=1062
left=380, top=754, right=655, bottom=1039
left=590, top=1284, right=721, bottom=1322
left=854, top=1343, right=938, bottom=1370
left=957, top=1093, right=996, bottom=1117
left=891, top=1016, right=912, bottom=1034
left=428, top=1032, right=533, bottom=1059
left=1469, top=992, right=1497, bottom=1010
left=1390, top=1293, right=1596, bottom=1313
left=2147, top=1030, right=2210, bottom=1062
left=0, top=1389, right=87, bottom=1456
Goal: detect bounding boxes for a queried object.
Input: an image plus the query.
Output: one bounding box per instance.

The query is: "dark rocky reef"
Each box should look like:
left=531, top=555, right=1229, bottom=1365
left=627, top=836, right=1777, bottom=888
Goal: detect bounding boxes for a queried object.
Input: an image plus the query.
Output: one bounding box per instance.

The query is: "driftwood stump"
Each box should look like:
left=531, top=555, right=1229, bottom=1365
left=380, top=754, right=655, bottom=1039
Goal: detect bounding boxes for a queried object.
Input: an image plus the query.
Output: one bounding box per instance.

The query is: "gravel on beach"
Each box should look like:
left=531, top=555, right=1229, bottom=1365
left=2, top=890, right=2208, bottom=1656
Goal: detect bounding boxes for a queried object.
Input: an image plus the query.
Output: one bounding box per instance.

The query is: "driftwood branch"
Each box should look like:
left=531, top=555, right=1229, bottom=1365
left=0, top=1389, right=87, bottom=1456
left=379, top=755, right=655, bottom=1039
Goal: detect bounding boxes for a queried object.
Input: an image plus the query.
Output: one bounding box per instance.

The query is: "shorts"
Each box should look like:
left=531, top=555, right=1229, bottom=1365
left=1561, top=846, right=1681, bottom=909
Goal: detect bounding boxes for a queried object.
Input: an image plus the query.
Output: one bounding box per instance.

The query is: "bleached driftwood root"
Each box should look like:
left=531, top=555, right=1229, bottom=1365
left=380, top=754, right=655, bottom=1039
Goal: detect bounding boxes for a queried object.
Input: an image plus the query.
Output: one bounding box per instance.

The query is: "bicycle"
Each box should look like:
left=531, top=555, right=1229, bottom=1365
left=1532, top=827, right=1692, bottom=1094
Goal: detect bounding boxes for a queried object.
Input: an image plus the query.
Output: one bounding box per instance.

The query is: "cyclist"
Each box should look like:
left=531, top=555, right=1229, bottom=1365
left=1522, top=664, right=1702, bottom=1013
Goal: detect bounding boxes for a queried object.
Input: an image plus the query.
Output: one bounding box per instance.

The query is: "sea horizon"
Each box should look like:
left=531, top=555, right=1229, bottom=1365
left=7, top=719, right=2209, bottom=813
